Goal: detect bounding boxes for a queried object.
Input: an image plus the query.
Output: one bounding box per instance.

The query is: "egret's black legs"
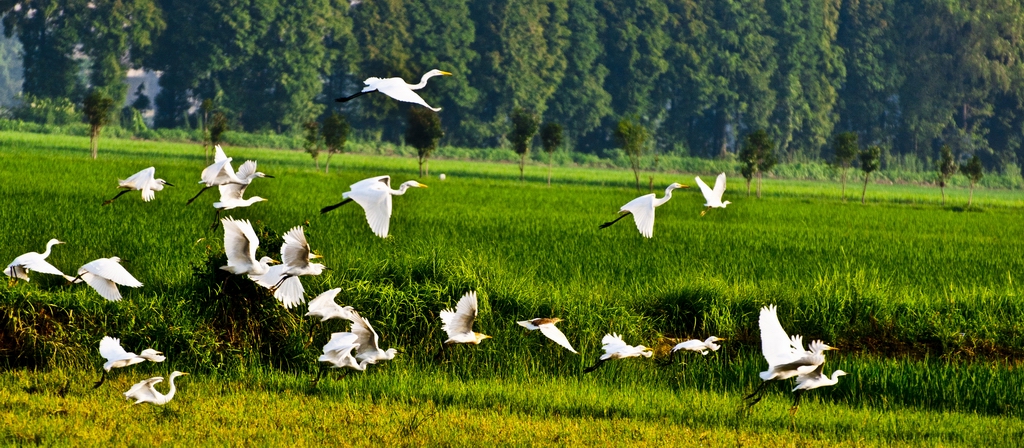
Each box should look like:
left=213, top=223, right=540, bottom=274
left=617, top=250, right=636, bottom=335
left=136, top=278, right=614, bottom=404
left=187, top=186, right=211, bottom=205
left=789, top=391, right=803, bottom=415
left=209, top=209, right=223, bottom=230
left=583, top=358, right=607, bottom=373
left=268, top=274, right=293, bottom=294
left=102, top=189, right=132, bottom=206
left=744, top=381, right=771, bottom=408
left=320, top=198, right=353, bottom=215
left=700, top=206, right=711, bottom=217
left=93, top=370, right=107, bottom=389
left=312, top=364, right=326, bottom=386
left=599, top=212, right=631, bottom=229
left=334, top=90, right=371, bottom=103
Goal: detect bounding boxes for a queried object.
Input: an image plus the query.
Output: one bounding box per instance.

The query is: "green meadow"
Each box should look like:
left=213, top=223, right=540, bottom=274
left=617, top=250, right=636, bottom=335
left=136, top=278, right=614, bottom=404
left=2, top=131, right=1024, bottom=445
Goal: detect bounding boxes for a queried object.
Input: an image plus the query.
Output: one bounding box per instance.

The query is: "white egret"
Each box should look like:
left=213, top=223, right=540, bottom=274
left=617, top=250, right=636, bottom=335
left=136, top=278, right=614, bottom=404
left=220, top=217, right=276, bottom=278
left=335, top=69, right=452, bottom=111
left=345, top=308, right=398, bottom=365
left=187, top=145, right=241, bottom=204
left=95, top=336, right=165, bottom=387
left=210, top=178, right=268, bottom=229
left=5, top=239, right=66, bottom=282
left=123, top=371, right=188, bottom=406
left=695, top=173, right=731, bottom=216
left=320, top=176, right=427, bottom=238
left=599, top=183, right=689, bottom=238
left=439, top=173, right=446, bottom=181
left=584, top=333, right=652, bottom=373
left=313, top=332, right=368, bottom=384
left=102, top=167, right=174, bottom=205
left=517, top=318, right=577, bottom=353
left=671, top=336, right=726, bottom=355
left=305, top=288, right=353, bottom=321
left=746, top=305, right=836, bottom=407
left=440, top=291, right=491, bottom=345
left=253, top=226, right=324, bottom=309
left=790, top=365, right=848, bottom=412
left=68, top=257, right=142, bottom=301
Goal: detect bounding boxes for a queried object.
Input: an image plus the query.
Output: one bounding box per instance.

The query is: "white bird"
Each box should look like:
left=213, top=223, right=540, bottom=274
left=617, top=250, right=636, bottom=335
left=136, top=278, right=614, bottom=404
left=220, top=217, right=276, bottom=277
left=314, top=332, right=370, bottom=384
left=584, top=333, right=652, bottom=372
left=746, top=305, right=836, bottom=406
left=335, top=69, right=453, bottom=111
left=440, top=291, right=491, bottom=345
left=103, top=167, right=174, bottom=205
left=790, top=366, right=848, bottom=413
left=320, top=175, right=427, bottom=238
left=439, top=173, right=446, bottom=181
left=599, top=183, right=689, bottom=238
left=123, top=371, right=188, bottom=406
left=95, top=336, right=165, bottom=387
left=68, top=257, right=143, bottom=301
left=517, top=318, right=577, bottom=353
left=305, top=288, right=353, bottom=321
left=5, top=239, right=66, bottom=281
left=671, top=336, right=726, bottom=355
left=211, top=181, right=267, bottom=228
left=187, top=145, right=241, bottom=204
left=695, top=172, right=731, bottom=216
left=345, top=308, right=398, bottom=365
left=253, top=226, right=324, bottom=309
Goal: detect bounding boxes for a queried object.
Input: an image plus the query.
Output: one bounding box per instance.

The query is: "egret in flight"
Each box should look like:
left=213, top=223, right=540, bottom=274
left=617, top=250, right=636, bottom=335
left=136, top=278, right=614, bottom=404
left=745, top=305, right=836, bottom=407
left=5, top=239, right=66, bottom=282
left=102, top=167, right=174, bottom=205
left=95, top=336, right=165, bottom=388
left=253, top=226, right=324, bottom=309
left=320, top=176, right=427, bottom=238
left=188, top=145, right=240, bottom=204
left=335, top=69, right=452, bottom=111
left=345, top=308, right=398, bottom=365
left=123, top=371, right=188, bottom=406
left=671, top=336, right=726, bottom=356
left=305, top=288, right=353, bottom=321
left=695, top=173, right=730, bottom=216
left=517, top=318, right=577, bottom=353
left=599, top=183, right=689, bottom=238
left=440, top=291, right=491, bottom=345
left=791, top=365, right=848, bottom=413
left=220, top=217, right=276, bottom=278
left=314, top=332, right=368, bottom=384
left=584, top=333, right=652, bottom=373
left=68, top=257, right=142, bottom=301
left=210, top=177, right=268, bottom=229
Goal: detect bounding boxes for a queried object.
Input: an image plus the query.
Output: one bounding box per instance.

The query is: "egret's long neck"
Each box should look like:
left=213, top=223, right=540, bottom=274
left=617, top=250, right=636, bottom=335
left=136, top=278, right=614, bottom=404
left=705, top=338, right=720, bottom=351
left=408, top=72, right=439, bottom=90
left=166, top=376, right=178, bottom=401
left=40, top=241, right=58, bottom=258
left=390, top=184, right=411, bottom=196
left=653, top=186, right=677, bottom=207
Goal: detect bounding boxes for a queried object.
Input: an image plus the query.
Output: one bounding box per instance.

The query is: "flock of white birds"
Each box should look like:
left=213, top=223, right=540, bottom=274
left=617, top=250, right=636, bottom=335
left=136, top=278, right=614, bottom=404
left=3, top=70, right=842, bottom=412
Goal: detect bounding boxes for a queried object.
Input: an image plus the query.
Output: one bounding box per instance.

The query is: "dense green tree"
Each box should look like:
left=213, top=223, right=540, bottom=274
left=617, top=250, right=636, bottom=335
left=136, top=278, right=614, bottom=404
left=741, top=163, right=755, bottom=196
left=597, top=0, right=669, bottom=122
left=348, top=0, right=413, bottom=139
left=739, top=129, right=776, bottom=198
left=0, top=25, right=23, bottom=105
left=540, top=122, right=562, bottom=186
left=1, top=0, right=86, bottom=100
left=322, top=112, right=349, bottom=174
left=209, top=111, right=228, bottom=147
left=304, top=121, right=322, bottom=171
left=508, top=107, right=540, bottom=181
left=859, top=145, right=881, bottom=203
left=832, top=132, right=859, bottom=201
left=836, top=0, right=901, bottom=146
left=615, top=117, right=649, bottom=191
left=83, top=89, right=114, bottom=159
left=937, top=145, right=957, bottom=205
left=81, top=0, right=165, bottom=106
left=960, top=154, right=984, bottom=208
left=406, top=107, right=444, bottom=177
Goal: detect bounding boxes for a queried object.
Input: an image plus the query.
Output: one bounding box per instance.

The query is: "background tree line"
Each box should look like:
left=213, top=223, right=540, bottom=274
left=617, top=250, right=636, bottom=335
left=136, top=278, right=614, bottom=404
left=3, top=0, right=1024, bottom=174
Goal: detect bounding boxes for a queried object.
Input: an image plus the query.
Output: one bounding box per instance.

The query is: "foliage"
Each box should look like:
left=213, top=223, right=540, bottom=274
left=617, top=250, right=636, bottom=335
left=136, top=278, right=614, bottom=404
left=10, top=94, right=78, bottom=125
left=82, top=89, right=113, bottom=159
left=303, top=121, right=322, bottom=171
left=208, top=112, right=228, bottom=147
left=406, top=107, right=444, bottom=177
left=322, top=112, right=349, bottom=174
left=615, top=117, right=648, bottom=191
left=937, top=145, right=957, bottom=205
left=739, top=129, right=777, bottom=198
left=508, top=106, right=540, bottom=180
left=961, top=153, right=984, bottom=207
left=859, top=144, right=881, bottom=203
left=832, top=132, right=859, bottom=201
left=541, top=122, right=563, bottom=186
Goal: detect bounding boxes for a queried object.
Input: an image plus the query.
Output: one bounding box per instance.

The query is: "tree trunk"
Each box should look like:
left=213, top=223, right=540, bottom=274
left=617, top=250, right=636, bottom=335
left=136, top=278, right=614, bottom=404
left=840, top=168, right=847, bottom=202
left=940, top=184, right=945, bottom=206
left=547, top=152, right=553, bottom=187
left=519, top=153, right=525, bottom=181
left=90, top=126, right=99, bottom=159
left=325, top=150, right=333, bottom=174
left=746, top=179, right=751, bottom=196
left=419, top=155, right=425, bottom=177
left=756, top=171, right=762, bottom=199
left=861, top=173, right=869, bottom=204
left=314, top=156, right=320, bottom=171
left=967, top=182, right=974, bottom=208
left=718, top=113, right=729, bottom=158
left=648, top=176, right=654, bottom=193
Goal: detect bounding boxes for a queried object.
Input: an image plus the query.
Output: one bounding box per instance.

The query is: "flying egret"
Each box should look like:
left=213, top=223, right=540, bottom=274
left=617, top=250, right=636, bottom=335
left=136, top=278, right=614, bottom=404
left=5, top=239, right=66, bottom=282
left=345, top=308, right=398, bottom=365
left=123, top=371, right=188, bottom=406
left=335, top=69, right=452, bottom=111
left=790, top=365, right=848, bottom=413
left=671, top=336, right=726, bottom=355
left=67, top=257, right=142, bottom=301
left=210, top=178, right=268, bottom=229
left=187, top=145, right=241, bottom=204
left=745, top=305, right=837, bottom=407
left=253, top=226, right=324, bottom=309
left=102, top=167, right=174, bottom=205
left=440, top=291, right=491, bottom=345
left=599, top=183, right=689, bottom=238
left=220, top=217, right=276, bottom=278
left=517, top=318, right=577, bottom=353
left=695, top=173, right=731, bottom=216
left=320, top=176, right=427, bottom=238
left=583, top=333, right=652, bottom=373
left=314, top=332, right=369, bottom=384
left=439, top=173, right=446, bottom=181
left=305, top=288, right=353, bottom=321
left=95, top=336, right=165, bottom=388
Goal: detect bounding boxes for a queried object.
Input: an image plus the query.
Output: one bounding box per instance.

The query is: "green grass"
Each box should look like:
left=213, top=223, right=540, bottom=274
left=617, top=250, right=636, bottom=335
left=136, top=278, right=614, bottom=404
left=3, top=131, right=1024, bottom=445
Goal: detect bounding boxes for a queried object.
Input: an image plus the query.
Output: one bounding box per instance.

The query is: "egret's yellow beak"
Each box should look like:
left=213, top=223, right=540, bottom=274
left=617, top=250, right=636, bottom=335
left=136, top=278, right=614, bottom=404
left=827, top=347, right=839, bottom=351
left=181, top=372, right=189, bottom=376
left=417, top=183, right=428, bottom=188
left=440, top=71, right=452, bottom=76
left=679, top=184, right=690, bottom=188
left=311, top=253, right=323, bottom=259
left=718, top=338, right=727, bottom=341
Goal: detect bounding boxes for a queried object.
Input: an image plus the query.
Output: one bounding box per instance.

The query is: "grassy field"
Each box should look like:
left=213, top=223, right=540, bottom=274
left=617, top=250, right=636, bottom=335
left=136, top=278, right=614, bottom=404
left=2, top=131, right=1024, bottom=445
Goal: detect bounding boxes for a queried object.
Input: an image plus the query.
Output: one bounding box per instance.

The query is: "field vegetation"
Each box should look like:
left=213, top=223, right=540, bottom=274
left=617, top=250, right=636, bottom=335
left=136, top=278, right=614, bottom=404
left=2, top=132, right=1024, bottom=445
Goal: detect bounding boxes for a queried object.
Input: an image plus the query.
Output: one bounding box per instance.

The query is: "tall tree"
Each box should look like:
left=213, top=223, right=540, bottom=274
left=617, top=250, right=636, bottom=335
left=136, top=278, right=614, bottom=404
left=859, top=144, right=880, bottom=204
left=615, top=117, right=648, bottom=191
left=836, top=0, right=901, bottom=146
left=348, top=0, right=413, bottom=139
left=304, top=121, right=322, bottom=171
left=508, top=107, right=540, bottom=181
left=81, top=0, right=165, bottom=107
left=832, top=132, right=859, bottom=201
left=540, top=122, right=562, bottom=186
left=936, top=145, right=957, bottom=206
left=739, top=129, right=776, bottom=198
left=1, top=0, right=86, bottom=100
left=960, top=153, right=984, bottom=208
left=406, top=107, right=444, bottom=177
left=322, top=112, right=349, bottom=174
left=597, top=0, right=670, bottom=122
left=83, top=89, right=114, bottom=159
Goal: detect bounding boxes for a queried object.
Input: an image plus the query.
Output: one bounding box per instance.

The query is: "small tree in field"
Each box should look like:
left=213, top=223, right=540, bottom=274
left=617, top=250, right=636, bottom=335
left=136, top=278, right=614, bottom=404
left=303, top=121, right=322, bottom=171
left=937, top=145, right=957, bottom=206
left=508, top=107, right=539, bottom=181
left=741, top=164, right=754, bottom=196
left=322, top=113, right=349, bottom=174
left=859, top=145, right=881, bottom=204
left=407, top=107, right=444, bottom=177
left=960, top=154, right=984, bottom=208
left=615, top=117, right=648, bottom=191
left=201, top=99, right=214, bottom=161
left=209, top=111, right=228, bottom=148
left=738, top=129, right=776, bottom=198
left=832, top=132, right=858, bottom=202
left=540, top=122, right=562, bottom=186
left=83, top=89, right=114, bottom=159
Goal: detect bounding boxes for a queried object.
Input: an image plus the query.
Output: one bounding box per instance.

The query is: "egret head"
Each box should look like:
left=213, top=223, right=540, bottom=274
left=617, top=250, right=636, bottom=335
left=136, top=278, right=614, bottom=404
left=402, top=180, right=428, bottom=189
left=169, top=371, right=189, bottom=379
left=474, top=333, right=492, bottom=344
left=722, top=201, right=732, bottom=206
left=255, top=172, right=275, bottom=179
left=707, top=336, right=726, bottom=343
left=251, top=197, right=268, bottom=203
left=158, top=179, right=175, bottom=187
left=668, top=182, right=689, bottom=190
left=427, top=69, right=453, bottom=77
left=258, top=256, right=279, bottom=265
left=47, top=239, right=65, bottom=247
left=832, top=370, right=848, bottom=378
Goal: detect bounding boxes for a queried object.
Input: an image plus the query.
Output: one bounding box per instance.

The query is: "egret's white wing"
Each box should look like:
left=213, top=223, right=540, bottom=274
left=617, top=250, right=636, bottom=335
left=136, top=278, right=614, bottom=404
left=81, top=272, right=122, bottom=301
left=236, top=160, right=257, bottom=181
left=349, top=175, right=390, bottom=191
left=345, top=186, right=392, bottom=238
left=672, top=339, right=707, bottom=353
left=441, top=292, right=478, bottom=338
left=214, top=145, right=228, bottom=162
left=121, top=167, right=155, bottom=189
left=99, top=336, right=133, bottom=363
left=759, top=305, right=799, bottom=367
left=375, top=82, right=440, bottom=110
left=620, top=195, right=656, bottom=238
left=218, top=182, right=247, bottom=203
left=538, top=324, right=577, bottom=353
left=348, top=311, right=382, bottom=353
left=5, top=264, right=28, bottom=280
left=305, top=288, right=351, bottom=321
left=138, top=349, right=166, bottom=363
left=253, top=264, right=287, bottom=289
left=80, top=258, right=142, bottom=288
left=200, top=157, right=235, bottom=186
left=18, top=257, right=66, bottom=277
left=281, top=226, right=312, bottom=269
left=274, top=276, right=305, bottom=309
left=712, top=172, right=727, bottom=198
left=124, top=377, right=163, bottom=403
left=600, top=333, right=630, bottom=359
left=322, top=332, right=360, bottom=354
left=222, top=218, right=259, bottom=272
left=695, top=176, right=715, bottom=203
